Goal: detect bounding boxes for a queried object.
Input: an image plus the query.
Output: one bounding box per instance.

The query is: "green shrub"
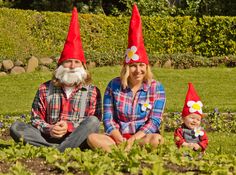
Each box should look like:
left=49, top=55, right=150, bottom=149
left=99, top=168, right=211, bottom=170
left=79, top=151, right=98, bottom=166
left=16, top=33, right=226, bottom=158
left=0, top=8, right=236, bottom=66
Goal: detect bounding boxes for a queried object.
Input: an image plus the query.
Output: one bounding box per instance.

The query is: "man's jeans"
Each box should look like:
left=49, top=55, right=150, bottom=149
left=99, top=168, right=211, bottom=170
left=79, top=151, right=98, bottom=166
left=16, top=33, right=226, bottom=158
left=10, top=116, right=100, bottom=152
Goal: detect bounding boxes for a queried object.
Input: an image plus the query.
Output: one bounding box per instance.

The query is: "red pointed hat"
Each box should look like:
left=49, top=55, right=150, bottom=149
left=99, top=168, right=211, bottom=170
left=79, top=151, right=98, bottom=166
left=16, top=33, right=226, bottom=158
left=125, top=4, right=149, bottom=65
left=58, top=7, right=86, bottom=65
left=182, top=83, right=203, bottom=117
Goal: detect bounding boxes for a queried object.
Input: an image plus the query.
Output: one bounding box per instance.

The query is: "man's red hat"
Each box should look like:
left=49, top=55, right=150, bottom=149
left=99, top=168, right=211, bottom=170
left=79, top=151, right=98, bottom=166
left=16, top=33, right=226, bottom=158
left=125, top=4, right=148, bottom=65
left=182, top=83, right=203, bottom=117
left=58, top=7, right=86, bottom=65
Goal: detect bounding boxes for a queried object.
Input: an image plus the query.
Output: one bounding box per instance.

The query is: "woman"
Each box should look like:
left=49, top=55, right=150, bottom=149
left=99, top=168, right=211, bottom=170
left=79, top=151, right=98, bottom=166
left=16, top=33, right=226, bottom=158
left=87, top=4, right=166, bottom=152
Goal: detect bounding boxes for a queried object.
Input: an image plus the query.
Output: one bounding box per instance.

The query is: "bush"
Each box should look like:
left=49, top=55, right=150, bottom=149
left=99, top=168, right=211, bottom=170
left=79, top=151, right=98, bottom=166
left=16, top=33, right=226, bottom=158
left=0, top=8, right=236, bottom=66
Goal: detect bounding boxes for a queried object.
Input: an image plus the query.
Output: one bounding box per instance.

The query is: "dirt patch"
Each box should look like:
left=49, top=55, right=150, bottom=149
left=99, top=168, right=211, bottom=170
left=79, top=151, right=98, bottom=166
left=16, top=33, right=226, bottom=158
left=0, top=129, right=11, bottom=140
left=164, top=162, right=206, bottom=174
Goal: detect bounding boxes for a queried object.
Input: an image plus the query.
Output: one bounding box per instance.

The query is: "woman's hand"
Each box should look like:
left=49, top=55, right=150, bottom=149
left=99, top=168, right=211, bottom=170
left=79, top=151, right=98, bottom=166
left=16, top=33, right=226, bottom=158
left=110, top=129, right=125, bottom=145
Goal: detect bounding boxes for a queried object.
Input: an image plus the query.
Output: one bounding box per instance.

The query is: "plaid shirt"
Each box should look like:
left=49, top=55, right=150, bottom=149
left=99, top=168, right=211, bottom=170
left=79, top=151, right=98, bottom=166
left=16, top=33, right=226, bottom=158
left=103, top=77, right=166, bottom=135
left=31, top=80, right=102, bottom=134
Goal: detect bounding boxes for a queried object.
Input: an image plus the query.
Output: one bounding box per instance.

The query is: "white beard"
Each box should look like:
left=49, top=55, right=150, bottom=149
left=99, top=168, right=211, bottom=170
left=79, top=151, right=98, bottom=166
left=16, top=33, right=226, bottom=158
left=55, top=65, right=87, bottom=86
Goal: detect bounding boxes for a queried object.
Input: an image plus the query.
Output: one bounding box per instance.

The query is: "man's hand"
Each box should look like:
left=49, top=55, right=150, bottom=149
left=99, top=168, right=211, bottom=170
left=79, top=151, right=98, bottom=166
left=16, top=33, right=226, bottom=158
left=50, top=121, right=68, bottom=138
left=110, top=129, right=125, bottom=145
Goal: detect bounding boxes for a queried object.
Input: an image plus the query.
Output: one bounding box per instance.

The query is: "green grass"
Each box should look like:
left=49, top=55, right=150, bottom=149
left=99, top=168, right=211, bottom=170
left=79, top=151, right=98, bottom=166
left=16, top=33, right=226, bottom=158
left=0, top=66, right=235, bottom=115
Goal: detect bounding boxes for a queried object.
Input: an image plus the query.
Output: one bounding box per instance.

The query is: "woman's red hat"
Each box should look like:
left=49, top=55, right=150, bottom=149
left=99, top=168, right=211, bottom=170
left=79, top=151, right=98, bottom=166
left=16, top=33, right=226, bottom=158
left=125, top=4, right=148, bottom=65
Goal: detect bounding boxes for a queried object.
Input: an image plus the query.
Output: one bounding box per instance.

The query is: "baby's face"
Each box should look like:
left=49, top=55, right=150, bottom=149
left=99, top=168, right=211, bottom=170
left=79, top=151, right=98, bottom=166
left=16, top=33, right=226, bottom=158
left=183, top=113, right=201, bottom=130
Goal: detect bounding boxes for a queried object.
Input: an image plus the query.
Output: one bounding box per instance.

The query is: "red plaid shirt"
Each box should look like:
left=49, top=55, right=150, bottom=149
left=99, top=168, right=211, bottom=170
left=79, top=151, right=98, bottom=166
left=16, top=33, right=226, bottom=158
left=31, top=80, right=102, bottom=134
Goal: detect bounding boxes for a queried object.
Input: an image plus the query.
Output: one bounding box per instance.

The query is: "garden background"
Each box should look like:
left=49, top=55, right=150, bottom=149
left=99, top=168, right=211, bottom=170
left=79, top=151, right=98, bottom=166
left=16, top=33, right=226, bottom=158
left=0, top=1, right=236, bottom=174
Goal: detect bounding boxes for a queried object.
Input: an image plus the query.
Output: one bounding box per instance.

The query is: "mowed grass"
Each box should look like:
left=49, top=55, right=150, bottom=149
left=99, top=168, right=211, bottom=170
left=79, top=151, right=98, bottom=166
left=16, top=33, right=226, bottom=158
left=0, top=66, right=235, bottom=115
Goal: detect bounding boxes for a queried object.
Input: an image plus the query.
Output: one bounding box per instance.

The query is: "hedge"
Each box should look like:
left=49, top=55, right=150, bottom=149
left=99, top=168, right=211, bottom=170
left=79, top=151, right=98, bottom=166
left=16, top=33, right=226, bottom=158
left=0, top=8, right=236, bottom=66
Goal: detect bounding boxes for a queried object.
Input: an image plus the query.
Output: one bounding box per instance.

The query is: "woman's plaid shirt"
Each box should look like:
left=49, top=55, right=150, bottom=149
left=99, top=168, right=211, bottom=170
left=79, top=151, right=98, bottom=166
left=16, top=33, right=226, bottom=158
left=103, top=77, right=166, bottom=135
left=31, top=80, right=102, bottom=134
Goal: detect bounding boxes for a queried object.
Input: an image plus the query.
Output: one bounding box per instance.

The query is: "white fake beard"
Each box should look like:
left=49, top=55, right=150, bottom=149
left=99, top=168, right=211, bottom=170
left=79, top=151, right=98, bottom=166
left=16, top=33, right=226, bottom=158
left=55, top=65, right=87, bottom=86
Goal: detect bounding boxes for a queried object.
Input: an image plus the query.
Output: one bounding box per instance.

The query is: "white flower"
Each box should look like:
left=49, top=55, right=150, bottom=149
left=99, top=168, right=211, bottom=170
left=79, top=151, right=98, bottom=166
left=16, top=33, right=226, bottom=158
left=141, top=102, right=152, bottom=111
left=187, top=100, right=203, bottom=114
left=194, top=127, right=204, bottom=137
left=125, top=46, right=139, bottom=63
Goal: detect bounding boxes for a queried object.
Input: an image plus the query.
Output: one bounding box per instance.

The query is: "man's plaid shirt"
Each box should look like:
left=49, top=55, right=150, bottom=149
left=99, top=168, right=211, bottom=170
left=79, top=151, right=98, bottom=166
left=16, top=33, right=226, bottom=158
left=31, top=80, right=102, bottom=134
left=103, top=77, right=166, bottom=135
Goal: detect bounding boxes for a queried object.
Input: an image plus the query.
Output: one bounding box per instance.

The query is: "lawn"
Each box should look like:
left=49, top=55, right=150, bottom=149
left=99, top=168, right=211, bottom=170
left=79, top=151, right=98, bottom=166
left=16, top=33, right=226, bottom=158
left=0, top=66, right=235, bottom=115
left=0, top=66, right=235, bottom=174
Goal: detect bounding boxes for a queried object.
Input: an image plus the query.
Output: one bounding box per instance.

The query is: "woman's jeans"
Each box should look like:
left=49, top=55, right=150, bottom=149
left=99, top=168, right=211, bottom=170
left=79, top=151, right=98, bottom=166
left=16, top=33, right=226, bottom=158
left=10, top=116, right=100, bottom=152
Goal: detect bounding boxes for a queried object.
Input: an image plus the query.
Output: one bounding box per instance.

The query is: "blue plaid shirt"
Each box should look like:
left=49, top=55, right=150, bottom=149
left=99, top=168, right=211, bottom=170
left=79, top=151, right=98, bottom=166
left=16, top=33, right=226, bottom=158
left=103, top=77, right=166, bottom=135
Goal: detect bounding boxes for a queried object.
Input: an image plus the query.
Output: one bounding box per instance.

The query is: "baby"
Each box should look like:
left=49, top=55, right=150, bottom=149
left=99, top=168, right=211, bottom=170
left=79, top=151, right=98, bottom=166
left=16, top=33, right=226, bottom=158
left=174, top=83, right=208, bottom=152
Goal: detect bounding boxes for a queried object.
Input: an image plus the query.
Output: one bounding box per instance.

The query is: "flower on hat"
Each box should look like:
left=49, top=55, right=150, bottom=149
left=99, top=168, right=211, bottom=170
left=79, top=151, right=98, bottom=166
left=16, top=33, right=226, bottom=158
left=187, top=101, right=203, bottom=114
left=194, top=127, right=204, bottom=137
left=141, top=101, right=152, bottom=111
left=125, top=46, right=139, bottom=63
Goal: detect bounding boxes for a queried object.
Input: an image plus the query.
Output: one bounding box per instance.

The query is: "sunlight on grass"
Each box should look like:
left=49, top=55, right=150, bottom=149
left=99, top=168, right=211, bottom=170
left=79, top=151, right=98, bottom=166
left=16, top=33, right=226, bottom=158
left=0, top=67, right=235, bottom=115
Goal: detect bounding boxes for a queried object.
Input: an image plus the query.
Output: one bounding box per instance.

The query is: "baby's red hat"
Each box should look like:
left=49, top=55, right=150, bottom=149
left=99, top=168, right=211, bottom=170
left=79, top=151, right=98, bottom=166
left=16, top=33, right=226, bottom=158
left=124, top=4, right=148, bottom=65
left=182, top=83, right=203, bottom=118
left=58, top=7, right=86, bottom=65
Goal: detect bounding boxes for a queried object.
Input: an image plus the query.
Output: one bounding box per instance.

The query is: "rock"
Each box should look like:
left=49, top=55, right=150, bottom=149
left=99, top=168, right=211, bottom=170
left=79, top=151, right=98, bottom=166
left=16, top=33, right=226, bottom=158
left=154, top=60, right=161, bottom=68
left=39, top=57, right=53, bottom=66
left=163, top=59, right=172, bottom=68
left=2, top=60, right=14, bottom=70
left=0, top=72, right=7, bottom=76
left=39, top=65, right=50, bottom=72
left=26, top=56, right=38, bottom=73
left=14, top=60, right=24, bottom=66
left=0, top=63, right=2, bottom=70
left=87, top=61, right=96, bottom=69
left=10, top=66, right=25, bottom=74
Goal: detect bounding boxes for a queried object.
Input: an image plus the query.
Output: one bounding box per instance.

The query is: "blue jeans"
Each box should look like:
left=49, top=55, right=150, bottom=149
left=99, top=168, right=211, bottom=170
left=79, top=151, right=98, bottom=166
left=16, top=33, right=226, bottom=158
left=10, top=116, right=100, bottom=152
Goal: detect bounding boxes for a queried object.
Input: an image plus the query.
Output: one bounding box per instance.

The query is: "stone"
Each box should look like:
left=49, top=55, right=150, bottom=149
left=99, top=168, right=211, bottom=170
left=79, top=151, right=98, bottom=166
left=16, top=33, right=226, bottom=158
left=14, top=60, right=24, bottom=66
left=39, top=57, right=53, bottom=66
left=26, top=56, right=39, bottom=73
left=154, top=60, right=161, bottom=68
left=163, top=59, right=172, bottom=68
left=39, top=65, right=50, bottom=72
left=0, top=63, right=2, bottom=70
left=87, top=61, right=96, bottom=69
left=0, top=72, right=7, bottom=76
left=10, top=66, right=25, bottom=74
left=2, top=60, right=14, bottom=70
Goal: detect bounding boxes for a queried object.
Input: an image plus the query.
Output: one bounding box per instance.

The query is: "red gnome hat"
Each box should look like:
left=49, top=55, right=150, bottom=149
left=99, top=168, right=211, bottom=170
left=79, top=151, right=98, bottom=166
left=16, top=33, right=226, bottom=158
left=58, top=7, right=86, bottom=65
left=182, top=83, right=203, bottom=118
left=125, top=4, right=148, bottom=65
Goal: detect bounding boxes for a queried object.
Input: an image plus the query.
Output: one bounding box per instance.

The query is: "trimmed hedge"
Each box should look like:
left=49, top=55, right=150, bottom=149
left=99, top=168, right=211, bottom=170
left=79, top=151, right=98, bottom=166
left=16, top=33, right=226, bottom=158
left=0, top=8, right=236, bottom=66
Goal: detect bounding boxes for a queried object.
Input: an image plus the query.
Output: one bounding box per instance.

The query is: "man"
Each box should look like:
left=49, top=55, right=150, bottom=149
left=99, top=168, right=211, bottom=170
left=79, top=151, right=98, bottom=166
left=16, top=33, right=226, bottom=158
left=10, top=8, right=102, bottom=152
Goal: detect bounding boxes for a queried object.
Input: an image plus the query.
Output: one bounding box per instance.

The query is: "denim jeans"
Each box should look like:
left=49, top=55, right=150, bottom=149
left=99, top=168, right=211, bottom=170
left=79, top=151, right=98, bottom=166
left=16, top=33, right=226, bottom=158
left=10, top=116, right=100, bottom=152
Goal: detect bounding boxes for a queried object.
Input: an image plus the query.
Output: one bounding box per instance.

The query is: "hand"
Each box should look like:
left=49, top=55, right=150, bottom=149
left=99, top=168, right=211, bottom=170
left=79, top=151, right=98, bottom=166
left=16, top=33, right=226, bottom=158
left=110, top=130, right=125, bottom=145
left=50, top=121, right=68, bottom=138
left=182, top=142, right=194, bottom=148
left=192, top=143, right=201, bottom=151
left=125, top=136, right=135, bottom=152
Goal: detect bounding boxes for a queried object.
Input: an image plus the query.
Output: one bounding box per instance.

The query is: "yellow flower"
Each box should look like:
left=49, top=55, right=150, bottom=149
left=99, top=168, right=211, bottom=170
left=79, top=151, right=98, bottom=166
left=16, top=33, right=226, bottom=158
left=141, top=102, right=152, bottom=111
left=194, top=127, right=204, bottom=137
left=125, top=46, right=139, bottom=63
left=187, top=100, right=203, bottom=114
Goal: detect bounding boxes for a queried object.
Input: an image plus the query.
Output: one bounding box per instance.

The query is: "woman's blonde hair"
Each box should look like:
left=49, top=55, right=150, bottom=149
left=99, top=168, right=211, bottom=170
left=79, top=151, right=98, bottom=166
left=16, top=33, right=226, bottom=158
left=120, top=64, right=153, bottom=89
left=51, top=63, right=92, bottom=87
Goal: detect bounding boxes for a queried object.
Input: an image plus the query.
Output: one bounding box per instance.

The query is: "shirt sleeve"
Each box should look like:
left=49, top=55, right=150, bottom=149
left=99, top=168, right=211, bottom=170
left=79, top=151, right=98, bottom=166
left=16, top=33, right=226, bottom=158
left=174, top=127, right=186, bottom=148
left=198, top=130, right=208, bottom=151
left=139, top=82, right=166, bottom=134
left=30, top=83, right=52, bottom=135
left=103, top=81, right=120, bottom=134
